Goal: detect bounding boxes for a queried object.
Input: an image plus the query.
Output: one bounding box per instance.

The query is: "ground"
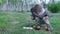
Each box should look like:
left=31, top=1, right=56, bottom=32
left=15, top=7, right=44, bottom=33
left=0, top=11, right=60, bottom=34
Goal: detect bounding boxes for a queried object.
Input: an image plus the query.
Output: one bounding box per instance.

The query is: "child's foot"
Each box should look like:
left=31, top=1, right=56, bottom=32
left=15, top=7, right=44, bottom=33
left=33, top=25, right=41, bottom=30
left=45, top=26, right=50, bottom=31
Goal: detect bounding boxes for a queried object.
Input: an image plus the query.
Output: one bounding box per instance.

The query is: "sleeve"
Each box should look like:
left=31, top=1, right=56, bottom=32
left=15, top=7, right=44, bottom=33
left=30, top=8, right=35, bottom=20
left=44, top=11, right=50, bottom=17
left=30, top=8, right=35, bottom=16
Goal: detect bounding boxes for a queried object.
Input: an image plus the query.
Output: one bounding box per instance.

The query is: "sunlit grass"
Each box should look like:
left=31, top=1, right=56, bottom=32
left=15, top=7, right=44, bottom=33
left=0, top=11, right=60, bottom=34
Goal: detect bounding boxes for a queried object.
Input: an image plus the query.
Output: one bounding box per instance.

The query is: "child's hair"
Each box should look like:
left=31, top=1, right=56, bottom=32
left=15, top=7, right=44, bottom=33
left=32, top=4, right=42, bottom=14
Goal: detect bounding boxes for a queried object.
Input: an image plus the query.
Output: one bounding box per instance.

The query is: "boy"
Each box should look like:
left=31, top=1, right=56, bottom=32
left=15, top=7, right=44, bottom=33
left=31, top=4, right=53, bottom=31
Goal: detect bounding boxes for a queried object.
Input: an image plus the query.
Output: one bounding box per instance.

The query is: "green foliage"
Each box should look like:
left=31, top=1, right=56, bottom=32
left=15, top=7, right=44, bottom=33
left=0, top=0, right=6, bottom=5
left=47, top=2, right=60, bottom=13
left=0, top=11, right=60, bottom=34
left=9, top=0, right=18, bottom=4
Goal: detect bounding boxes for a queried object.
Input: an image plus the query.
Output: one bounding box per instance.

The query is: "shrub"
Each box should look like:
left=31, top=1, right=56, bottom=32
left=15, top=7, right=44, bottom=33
left=47, top=2, right=60, bottom=13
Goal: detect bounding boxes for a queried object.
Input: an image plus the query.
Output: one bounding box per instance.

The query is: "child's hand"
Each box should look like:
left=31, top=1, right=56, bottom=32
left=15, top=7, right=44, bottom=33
left=45, top=16, right=48, bottom=20
left=31, top=16, right=35, bottom=20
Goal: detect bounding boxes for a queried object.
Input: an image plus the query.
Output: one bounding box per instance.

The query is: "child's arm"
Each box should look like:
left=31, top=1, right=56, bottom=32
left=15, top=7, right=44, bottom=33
left=44, top=15, right=50, bottom=25
left=43, top=11, right=50, bottom=25
left=31, top=8, right=35, bottom=20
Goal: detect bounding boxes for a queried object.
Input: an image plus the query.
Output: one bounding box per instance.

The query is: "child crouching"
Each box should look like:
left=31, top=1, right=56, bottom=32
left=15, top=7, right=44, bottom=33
left=31, top=4, right=53, bottom=31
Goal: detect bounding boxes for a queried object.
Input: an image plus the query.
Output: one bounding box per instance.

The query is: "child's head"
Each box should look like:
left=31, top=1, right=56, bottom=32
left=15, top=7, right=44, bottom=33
left=34, top=4, right=42, bottom=14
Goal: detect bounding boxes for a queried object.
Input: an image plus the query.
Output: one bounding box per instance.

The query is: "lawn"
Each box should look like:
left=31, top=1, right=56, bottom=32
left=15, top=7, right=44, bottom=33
left=0, top=11, right=60, bottom=34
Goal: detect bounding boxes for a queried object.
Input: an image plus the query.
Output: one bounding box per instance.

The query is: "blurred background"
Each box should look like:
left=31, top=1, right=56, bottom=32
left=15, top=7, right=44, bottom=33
left=0, top=0, right=60, bottom=34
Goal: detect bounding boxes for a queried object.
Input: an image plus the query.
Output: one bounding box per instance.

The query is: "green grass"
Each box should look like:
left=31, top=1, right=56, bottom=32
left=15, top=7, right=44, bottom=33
left=0, top=11, right=60, bottom=34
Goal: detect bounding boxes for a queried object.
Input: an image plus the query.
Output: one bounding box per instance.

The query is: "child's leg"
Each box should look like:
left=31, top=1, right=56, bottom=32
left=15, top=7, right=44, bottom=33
left=44, top=19, right=53, bottom=31
left=32, top=17, right=41, bottom=30
left=43, top=16, right=53, bottom=31
left=35, top=17, right=41, bottom=26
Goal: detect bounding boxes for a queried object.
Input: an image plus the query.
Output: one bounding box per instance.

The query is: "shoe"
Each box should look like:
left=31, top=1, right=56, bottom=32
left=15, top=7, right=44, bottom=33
left=45, top=26, right=50, bottom=31
left=33, top=25, right=41, bottom=30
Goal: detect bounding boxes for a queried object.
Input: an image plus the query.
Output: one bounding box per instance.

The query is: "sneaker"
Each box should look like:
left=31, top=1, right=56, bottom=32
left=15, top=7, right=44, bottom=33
left=45, top=26, right=50, bottom=31
left=33, top=25, right=41, bottom=30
